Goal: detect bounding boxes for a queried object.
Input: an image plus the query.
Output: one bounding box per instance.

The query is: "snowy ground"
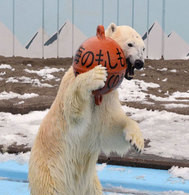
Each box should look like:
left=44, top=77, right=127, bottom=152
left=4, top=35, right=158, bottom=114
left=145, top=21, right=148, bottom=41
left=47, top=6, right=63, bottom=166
left=0, top=59, right=189, bottom=193
left=119, top=78, right=189, bottom=159
left=1, top=66, right=189, bottom=160
left=0, top=103, right=189, bottom=161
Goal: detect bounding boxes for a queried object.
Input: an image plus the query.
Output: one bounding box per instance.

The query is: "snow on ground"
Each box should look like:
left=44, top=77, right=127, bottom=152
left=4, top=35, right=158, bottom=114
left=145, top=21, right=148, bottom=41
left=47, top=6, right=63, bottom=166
left=119, top=79, right=189, bottom=103
left=123, top=106, right=189, bottom=159
left=157, top=68, right=168, bottom=71
left=0, top=110, right=48, bottom=147
left=0, top=91, right=39, bottom=100
left=96, top=163, right=107, bottom=171
left=0, top=76, right=188, bottom=161
left=118, top=79, right=159, bottom=102
left=0, top=72, right=6, bottom=76
left=0, top=104, right=189, bottom=161
left=170, top=69, right=177, bottom=73
left=24, top=66, right=65, bottom=80
left=0, top=64, right=189, bottom=193
left=0, top=152, right=30, bottom=164
left=163, top=104, right=189, bottom=109
left=0, top=64, right=15, bottom=71
left=169, top=166, right=189, bottom=180
left=162, top=78, right=168, bottom=82
left=5, top=76, right=53, bottom=87
left=1, top=65, right=65, bottom=87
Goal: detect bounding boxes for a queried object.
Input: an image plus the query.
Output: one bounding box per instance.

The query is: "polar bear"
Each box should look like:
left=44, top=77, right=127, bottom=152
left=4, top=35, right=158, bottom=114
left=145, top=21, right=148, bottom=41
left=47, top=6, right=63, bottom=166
left=29, top=23, right=145, bottom=195
left=106, top=23, right=145, bottom=79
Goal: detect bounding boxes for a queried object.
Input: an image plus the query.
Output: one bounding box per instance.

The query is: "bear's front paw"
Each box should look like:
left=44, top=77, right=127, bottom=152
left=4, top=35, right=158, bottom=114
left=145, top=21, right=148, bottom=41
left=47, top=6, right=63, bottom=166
left=87, top=65, right=108, bottom=91
left=124, top=125, right=144, bottom=153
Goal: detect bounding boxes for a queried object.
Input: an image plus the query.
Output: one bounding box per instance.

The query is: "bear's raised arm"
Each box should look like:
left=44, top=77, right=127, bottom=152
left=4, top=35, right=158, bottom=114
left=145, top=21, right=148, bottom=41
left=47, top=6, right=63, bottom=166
left=64, top=65, right=107, bottom=127
left=99, top=92, right=144, bottom=155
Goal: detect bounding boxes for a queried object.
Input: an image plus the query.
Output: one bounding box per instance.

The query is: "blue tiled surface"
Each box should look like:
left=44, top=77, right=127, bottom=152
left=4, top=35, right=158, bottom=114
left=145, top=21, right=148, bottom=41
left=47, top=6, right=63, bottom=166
left=0, top=161, right=189, bottom=194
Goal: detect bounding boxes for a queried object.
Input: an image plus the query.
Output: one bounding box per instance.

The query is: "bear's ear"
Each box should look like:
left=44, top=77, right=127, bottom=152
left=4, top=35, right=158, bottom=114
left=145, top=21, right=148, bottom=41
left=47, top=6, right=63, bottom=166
left=105, top=23, right=117, bottom=37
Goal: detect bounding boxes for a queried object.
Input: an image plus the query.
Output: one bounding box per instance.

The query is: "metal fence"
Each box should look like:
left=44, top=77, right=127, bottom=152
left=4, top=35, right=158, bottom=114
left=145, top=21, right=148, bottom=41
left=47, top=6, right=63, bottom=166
left=0, top=0, right=188, bottom=59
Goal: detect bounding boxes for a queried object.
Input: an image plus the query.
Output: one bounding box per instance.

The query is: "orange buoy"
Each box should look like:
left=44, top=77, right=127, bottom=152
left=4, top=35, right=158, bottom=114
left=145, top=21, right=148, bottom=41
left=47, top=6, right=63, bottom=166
left=73, top=25, right=127, bottom=105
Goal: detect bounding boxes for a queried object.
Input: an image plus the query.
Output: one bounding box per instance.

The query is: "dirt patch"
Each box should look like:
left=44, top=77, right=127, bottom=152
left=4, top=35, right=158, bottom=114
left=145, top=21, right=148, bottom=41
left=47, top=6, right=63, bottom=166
left=0, top=57, right=189, bottom=115
left=0, top=142, right=30, bottom=154
left=0, top=56, right=72, bottom=114
left=1, top=57, right=189, bottom=168
left=126, top=59, right=189, bottom=115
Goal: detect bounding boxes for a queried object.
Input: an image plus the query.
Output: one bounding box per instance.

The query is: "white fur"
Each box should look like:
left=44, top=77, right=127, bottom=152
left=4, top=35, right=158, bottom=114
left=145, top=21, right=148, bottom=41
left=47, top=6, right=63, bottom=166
left=29, top=25, right=145, bottom=195
left=105, top=23, right=145, bottom=65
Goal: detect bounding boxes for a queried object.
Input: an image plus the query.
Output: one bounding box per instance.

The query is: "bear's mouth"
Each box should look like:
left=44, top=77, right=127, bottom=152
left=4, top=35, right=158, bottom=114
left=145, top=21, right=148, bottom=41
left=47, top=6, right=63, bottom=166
left=125, top=58, right=144, bottom=80
left=125, top=58, right=135, bottom=80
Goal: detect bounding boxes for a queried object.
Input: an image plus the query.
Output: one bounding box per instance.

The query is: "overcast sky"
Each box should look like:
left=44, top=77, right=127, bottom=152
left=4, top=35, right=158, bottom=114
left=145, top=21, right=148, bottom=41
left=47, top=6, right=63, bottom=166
left=0, top=0, right=189, bottom=46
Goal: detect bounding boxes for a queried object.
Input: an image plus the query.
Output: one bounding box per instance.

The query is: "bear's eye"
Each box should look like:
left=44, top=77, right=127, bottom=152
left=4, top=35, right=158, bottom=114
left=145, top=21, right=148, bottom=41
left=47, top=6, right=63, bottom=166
left=128, top=43, right=133, bottom=47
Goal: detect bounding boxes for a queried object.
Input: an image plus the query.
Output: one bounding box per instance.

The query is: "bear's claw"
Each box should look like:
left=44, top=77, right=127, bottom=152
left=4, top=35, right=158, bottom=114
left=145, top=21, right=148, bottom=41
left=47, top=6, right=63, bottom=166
left=125, top=128, right=144, bottom=153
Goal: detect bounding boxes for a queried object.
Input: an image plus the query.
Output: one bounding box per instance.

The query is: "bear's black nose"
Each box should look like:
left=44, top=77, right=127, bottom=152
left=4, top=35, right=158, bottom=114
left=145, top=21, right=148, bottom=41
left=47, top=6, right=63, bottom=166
left=134, top=60, right=144, bottom=70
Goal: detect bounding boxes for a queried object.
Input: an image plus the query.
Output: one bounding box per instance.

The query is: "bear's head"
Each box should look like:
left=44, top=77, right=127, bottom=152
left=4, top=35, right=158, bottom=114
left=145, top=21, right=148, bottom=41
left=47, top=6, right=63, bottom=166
left=105, top=23, right=145, bottom=78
